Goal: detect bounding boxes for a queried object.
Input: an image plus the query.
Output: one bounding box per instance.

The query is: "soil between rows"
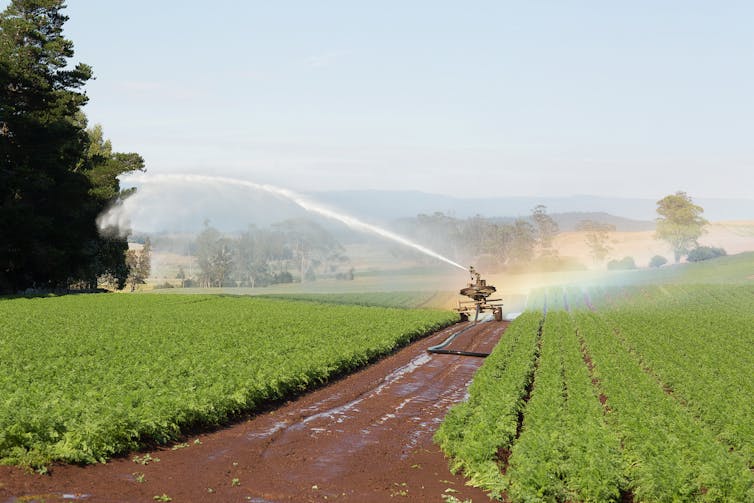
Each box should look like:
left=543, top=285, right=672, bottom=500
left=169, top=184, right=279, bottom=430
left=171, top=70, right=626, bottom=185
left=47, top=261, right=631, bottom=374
left=1, top=320, right=507, bottom=503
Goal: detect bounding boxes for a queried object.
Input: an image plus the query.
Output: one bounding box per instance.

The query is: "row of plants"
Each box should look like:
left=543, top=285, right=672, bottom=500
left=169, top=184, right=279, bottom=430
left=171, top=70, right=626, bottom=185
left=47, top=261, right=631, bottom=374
left=437, top=284, right=754, bottom=501
left=259, top=291, right=442, bottom=309
left=0, top=294, right=457, bottom=468
left=433, top=312, right=542, bottom=494
left=504, top=309, right=623, bottom=502
left=596, top=284, right=754, bottom=465
left=575, top=309, right=752, bottom=501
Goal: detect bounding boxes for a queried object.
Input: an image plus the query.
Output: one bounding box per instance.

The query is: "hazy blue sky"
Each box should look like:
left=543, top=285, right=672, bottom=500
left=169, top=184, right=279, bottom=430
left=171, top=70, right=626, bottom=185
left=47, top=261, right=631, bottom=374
left=11, top=1, right=754, bottom=198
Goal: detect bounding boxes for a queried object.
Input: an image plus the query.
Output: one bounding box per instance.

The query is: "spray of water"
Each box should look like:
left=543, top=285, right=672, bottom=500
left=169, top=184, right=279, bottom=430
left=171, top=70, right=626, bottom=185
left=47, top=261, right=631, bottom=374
left=99, top=173, right=468, bottom=272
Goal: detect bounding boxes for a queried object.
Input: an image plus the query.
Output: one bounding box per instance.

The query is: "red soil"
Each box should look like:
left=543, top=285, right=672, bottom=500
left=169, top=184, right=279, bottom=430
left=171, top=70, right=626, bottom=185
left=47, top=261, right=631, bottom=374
left=1, top=321, right=507, bottom=503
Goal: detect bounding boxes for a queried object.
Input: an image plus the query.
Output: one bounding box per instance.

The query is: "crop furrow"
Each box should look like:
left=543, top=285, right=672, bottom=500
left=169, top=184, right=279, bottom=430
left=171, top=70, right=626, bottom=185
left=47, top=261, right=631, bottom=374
left=573, top=310, right=754, bottom=502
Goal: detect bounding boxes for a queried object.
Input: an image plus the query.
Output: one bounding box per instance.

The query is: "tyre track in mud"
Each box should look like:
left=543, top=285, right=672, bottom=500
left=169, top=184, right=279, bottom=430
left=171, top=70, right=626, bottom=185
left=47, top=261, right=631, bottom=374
left=1, top=320, right=507, bottom=503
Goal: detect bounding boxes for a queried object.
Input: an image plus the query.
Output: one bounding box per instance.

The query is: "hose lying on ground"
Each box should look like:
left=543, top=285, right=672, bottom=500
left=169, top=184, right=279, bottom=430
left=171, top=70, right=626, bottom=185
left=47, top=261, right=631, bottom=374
left=426, top=317, right=492, bottom=358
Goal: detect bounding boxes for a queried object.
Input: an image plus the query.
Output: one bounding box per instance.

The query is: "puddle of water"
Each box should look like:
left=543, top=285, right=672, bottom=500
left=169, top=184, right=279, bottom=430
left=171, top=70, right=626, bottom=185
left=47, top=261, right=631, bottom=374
left=4, top=494, right=91, bottom=503
left=376, top=397, right=414, bottom=424
left=287, top=353, right=433, bottom=431
left=246, top=420, right=290, bottom=440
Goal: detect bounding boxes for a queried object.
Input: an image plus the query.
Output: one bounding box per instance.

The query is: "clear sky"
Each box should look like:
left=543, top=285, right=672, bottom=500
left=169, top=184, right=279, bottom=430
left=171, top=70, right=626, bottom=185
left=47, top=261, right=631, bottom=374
left=9, top=1, right=754, bottom=199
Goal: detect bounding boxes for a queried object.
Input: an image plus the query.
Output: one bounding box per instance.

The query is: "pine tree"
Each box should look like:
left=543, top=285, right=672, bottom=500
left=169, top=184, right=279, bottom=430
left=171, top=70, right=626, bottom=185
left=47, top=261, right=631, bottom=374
left=0, top=1, right=142, bottom=292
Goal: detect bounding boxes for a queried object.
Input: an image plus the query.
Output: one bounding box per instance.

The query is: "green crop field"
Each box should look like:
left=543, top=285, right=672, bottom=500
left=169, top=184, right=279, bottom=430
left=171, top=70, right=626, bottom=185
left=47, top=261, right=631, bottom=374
left=598, top=251, right=754, bottom=287
left=0, top=294, right=456, bottom=468
left=436, top=254, right=754, bottom=502
left=259, top=290, right=457, bottom=309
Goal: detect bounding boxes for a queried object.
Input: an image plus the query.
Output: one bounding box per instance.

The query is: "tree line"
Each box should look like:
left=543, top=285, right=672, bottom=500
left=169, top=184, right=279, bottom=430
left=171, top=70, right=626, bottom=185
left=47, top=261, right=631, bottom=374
left=392, top=205, right=562, bottom=271
left=1, top=0, right=142, bottom=293
left=0, top=1, right=720, bottom=293
left=182, top=219, right=351, bottom=288
left=394, top=193, right=717, bottom=271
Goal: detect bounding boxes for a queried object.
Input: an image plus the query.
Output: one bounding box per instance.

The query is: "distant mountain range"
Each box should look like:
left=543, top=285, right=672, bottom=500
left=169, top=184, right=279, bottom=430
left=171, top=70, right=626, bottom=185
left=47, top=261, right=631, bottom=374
left=312, top=190, right=754, bottom=224
left=130, top=189, right=754, bottom=235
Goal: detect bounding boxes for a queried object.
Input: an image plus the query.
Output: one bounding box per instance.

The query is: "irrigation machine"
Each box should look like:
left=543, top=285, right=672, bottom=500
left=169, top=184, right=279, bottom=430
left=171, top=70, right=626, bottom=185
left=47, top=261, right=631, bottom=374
left=456, top=266, right=503, bottom=323
left=426, top=266, right=503, bottom=358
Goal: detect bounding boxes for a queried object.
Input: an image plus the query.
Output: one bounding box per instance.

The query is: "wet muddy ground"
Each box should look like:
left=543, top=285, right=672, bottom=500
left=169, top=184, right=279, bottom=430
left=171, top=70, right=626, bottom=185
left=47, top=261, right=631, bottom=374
left=1, top=320, right=507, bottom=502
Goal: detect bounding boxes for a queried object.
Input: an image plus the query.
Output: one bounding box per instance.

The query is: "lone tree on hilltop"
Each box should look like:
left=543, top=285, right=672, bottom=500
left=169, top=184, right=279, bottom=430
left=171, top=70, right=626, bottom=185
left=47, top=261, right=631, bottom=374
left=576, top=220, right=615, bottom=263
left=655, top=191, right=708, bottom=263
left=531, top=205, right=559, bottom=256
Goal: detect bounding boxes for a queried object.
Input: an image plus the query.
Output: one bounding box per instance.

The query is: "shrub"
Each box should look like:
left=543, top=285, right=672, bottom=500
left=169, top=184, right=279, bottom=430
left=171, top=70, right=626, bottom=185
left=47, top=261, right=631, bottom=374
left=272, top=271, right=294, bottom=284
left=607, top=256, right=636, bottom=270
left=687, top=246, right=726, bottom=262
left=649, top=255, right=668, bottom=268
left=335, top=268, right=355, bottom=281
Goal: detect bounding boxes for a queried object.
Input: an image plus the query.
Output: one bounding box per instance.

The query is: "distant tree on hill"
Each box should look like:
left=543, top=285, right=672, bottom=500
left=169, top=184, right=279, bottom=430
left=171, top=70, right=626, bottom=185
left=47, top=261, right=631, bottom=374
left=274, top=219, right=345, bottom=283
left=211, top=238, right=235, bottom=287
left=125, top=238, right=151, bottom=291
left=195, top=224, right=223, bottom=287
left=176, top=266, right=186, bottom=287
left=576, top=220, right=616, bottom=263
left=191, top=220, right=348, bottom=287
left=531, top=205, right=559, bottom=255
left=234, top=227, right=271, bottom=288
left=508, top=219, right=537, bottom=264
left=413, top=212, right=463, bottom=261
left=655, top=191, right=708, bottom=263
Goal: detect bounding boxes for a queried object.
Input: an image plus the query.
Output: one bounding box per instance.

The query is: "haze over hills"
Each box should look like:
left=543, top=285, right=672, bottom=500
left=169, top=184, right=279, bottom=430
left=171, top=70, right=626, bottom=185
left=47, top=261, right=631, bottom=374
left=125, top=186, right=754, bottom=235
left=488, top=213, right=656, bottom=232
left=313, top=190, right=754, bottom=224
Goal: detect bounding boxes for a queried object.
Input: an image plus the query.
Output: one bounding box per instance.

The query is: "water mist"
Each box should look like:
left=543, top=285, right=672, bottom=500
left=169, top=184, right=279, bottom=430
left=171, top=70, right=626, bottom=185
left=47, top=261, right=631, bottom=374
left=98, top=173, right=468, bottom=272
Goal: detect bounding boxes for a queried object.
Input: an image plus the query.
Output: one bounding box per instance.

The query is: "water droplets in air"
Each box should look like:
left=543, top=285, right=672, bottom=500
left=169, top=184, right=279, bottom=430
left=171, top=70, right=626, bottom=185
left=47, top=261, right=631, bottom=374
left=98, top=173, right=467, bottom=271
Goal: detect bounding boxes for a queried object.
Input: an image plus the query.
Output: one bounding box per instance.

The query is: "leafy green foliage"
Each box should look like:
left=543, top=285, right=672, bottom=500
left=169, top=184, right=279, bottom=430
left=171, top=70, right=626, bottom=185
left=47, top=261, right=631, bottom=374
left=687, top=246, right=726, bottom=262
left=649, top=254, right=668, bottom=268
left=260, top=291, right=443, bottom=309
left=504, top=309, right=623, bottom=502
left=606, top=256, right=636, bottom=270
left=0, top=2, right=142, bottom=292
left=192, top=220, right=350, bottom=287
left=594, top=285, right=754, bottom=465
left=531, top=204, right=559, bottom=252
left=0, top=294, right=456, bottom=467
left=434, top=312, right=542, bottom=495
left=125, top=238, right=152, bottom=291
left=655, top=191, right=708, bottom=262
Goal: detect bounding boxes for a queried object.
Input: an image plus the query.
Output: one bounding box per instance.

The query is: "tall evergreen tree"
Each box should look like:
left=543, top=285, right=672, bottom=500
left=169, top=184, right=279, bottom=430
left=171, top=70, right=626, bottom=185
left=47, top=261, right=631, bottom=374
left=80, top=124, right=145, bottom=289
left=0, top=1, right=141, bottom=292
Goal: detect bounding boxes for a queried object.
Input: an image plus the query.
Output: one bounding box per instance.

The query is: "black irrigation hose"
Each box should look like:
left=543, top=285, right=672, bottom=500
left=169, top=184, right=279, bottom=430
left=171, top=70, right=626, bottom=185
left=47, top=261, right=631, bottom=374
left=427, top=318, right=492, bottom=358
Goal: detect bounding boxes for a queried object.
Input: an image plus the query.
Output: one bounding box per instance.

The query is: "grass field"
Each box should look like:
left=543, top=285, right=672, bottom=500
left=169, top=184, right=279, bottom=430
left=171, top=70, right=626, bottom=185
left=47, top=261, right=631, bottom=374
left=0, top=294, right=456, bottom=468
left=435, top=253, right=754, bottom=502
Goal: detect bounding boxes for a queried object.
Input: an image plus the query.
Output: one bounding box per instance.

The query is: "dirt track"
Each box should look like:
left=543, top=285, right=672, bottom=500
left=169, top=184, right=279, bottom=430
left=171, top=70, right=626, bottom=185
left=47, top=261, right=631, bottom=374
left=0, top=320, right=507, bottom=503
